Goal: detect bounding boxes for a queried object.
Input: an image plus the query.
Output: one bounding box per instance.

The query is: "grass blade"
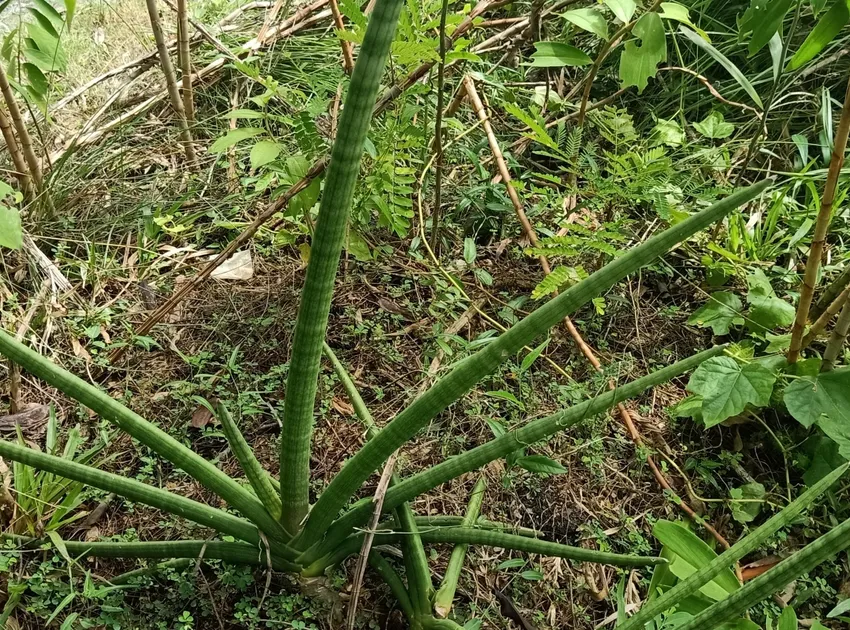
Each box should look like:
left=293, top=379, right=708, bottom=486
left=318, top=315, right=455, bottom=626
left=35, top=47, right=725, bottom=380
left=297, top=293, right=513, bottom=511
left=298, top=181, right=770, bottom=549
left=679, top=26, right=764, bottom=109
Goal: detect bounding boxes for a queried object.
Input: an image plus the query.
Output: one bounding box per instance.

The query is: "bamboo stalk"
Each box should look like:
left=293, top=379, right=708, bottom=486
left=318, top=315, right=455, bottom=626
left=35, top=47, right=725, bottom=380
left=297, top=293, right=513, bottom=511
left=144, top=0, right=197, bottom=164
left=0, top=64, right=44, bottom=193
left=801, top=284, right=850, bottom=349
left=822, top=295, right=850, bottom=371
left=811, top=264, right=850, bottom=321
left=463, top=75, right=731, bottom=550
left=788, top=76, right=850, bottom=363
left=329, top=0, right=355, bottom=73
left=0, top=107, right=35, bottom=201
left=177, top=0, right=196, bottom=124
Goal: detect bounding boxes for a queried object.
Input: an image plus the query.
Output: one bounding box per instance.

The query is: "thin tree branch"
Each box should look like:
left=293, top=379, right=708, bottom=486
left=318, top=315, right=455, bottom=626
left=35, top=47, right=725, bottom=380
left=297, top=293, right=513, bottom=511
left=788, top=76, right=850, bottom=363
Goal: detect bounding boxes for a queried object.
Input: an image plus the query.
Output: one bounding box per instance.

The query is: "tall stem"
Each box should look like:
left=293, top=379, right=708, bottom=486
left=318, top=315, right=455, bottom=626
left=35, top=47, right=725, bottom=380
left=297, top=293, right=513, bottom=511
left=279, top=0, right=408, bottom=533
left=787, top=76, right=850, bottom=363
left=0, top=64, right=44, bottom=193
left=177, top=0, right=196, bottom=125
left=144, top=0, right=197, bottom=164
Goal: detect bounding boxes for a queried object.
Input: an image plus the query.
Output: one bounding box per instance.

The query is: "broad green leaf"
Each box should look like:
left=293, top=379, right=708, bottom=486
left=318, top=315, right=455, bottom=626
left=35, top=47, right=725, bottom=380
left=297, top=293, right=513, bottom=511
left=498, top=558, right=525, bottom=569
left=209, top=127, right=265, bottom=153
left=679, top=27, right=763, bottom=108
left=23, top=62, right=48, bottom=97
left=463, top=237, right=477, bottom=265
left=746, top=270, right=795, bottom=331
left=529, top=41, right=591, bottom=67
left=64, top=0, right=76, bottom=29
left=787, top=0, right=850, bottom=70
left=687, top=357, right=776, bottom=427
left=718, top=621, right=761, bottom=630
left=653, top=520, right=740, bottom=597
left=346, top=231, right=372, bottom=261
left=249, top=140, right=281, bottom=169
left=0, top=206, right=22, bottom=249
left=516, top=454, right=567, bottom=475
left=223, top=109, right=266, bottom=119
left=520, top=339, right=549, bottom=372
left=778, top=606, right=798, bottom=629
left=32, top=0, right=63, bottom=29
left=739, top=0, right=794, bottom=55
left=520, top=569, right=544, bottom=581
left=784, top=368, right=850, bottom=458
left=604, top=0, right=636, bottom=23
left=652, top=117, right=685, bottom=146
left=693, top=111, right=735, bottom=139
left=828, top=597, right=850, bottom=618
left=485, top=390, right=524, bottom=409
left=26, top=21, right=66, bottom=71
left=730, top=482, right=765, bottom=523
left=659, top=2, right=709, bottom=39
left=29, top=7, right=60, bottom=38
left=688, top=292, right=743, bottom=335
left=619, top=12, right=667, bottom=93
left=562, top=7, right=609, bottom=39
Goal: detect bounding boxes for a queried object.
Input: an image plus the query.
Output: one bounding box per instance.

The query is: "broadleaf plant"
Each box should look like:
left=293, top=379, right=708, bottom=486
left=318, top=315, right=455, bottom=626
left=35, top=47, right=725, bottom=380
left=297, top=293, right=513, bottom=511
left=0, top=0, right=779, bottom=626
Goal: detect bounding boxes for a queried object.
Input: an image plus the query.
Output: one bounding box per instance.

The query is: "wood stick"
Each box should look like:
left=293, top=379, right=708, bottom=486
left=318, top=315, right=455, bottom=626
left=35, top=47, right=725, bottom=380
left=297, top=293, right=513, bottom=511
left=144, top=0, right=197, bottom=164
left=106, top=0, right=501, bottom=365
left=177, top=0, right=196, bottom=124
left=788, top=75, right=850, bottom=363
left=329, top=0, right=354, bottom=74
left=0, top=64, right=45, bottom=192
left=0, top=107, right=35, bottom=201
left=463, top=75, right=731, bottom=551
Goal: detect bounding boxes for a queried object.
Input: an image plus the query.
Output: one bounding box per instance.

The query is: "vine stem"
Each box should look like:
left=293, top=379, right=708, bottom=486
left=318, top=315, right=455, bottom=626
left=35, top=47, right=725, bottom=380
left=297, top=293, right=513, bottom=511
left=787, top=74, right=850, bottom=363
left=463, top=75, right=732, bottom=552
left=822, top=293, right=850, bottom=371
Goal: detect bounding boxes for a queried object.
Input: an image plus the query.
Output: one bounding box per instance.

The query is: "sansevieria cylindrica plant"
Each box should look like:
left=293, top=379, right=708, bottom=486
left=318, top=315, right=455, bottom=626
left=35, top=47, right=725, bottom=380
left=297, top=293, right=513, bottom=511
left=0, top=0, right=812, bottom=626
